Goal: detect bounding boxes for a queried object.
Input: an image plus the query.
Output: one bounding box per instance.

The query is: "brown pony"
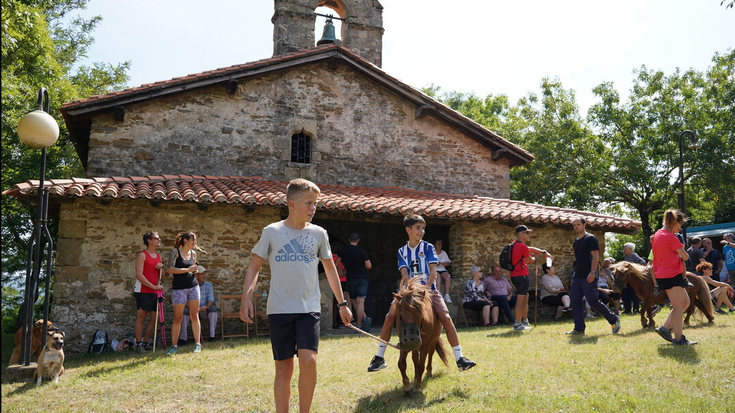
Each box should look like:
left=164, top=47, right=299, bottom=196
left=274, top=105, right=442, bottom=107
left=613, top=261, right=715, bottom=328
left=393, top=278, right=451, bottom=394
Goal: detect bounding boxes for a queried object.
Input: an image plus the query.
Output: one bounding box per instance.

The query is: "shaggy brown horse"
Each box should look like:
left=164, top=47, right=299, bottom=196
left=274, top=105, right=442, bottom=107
left=393, top=278, right=451, bottom=394
left=613, top=261, right=715, bottom=328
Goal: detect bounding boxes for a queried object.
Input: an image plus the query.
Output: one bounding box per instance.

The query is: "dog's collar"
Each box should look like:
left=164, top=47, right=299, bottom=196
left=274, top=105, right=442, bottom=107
left=44, top=345, right=52, bottom=352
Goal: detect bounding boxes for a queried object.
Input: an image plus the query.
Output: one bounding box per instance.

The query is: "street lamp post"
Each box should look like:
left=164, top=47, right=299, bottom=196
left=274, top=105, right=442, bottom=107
left=677, top=130, right=701, bottom=246
left=16, top=88, right=59, bottom=366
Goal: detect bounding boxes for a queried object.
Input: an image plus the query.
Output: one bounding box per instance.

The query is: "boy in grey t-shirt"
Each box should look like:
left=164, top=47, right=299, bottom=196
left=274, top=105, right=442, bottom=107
left=240, top=179, right=352, bottom=413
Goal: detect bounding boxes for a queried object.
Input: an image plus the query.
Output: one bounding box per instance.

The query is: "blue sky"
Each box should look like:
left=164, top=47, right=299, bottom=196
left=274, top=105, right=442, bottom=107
left=73, top=0, right=733, bottom=115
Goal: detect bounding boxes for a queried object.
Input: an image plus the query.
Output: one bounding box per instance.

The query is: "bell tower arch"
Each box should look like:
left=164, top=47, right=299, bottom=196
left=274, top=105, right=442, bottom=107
left=272, top=0, right=384, bottom=67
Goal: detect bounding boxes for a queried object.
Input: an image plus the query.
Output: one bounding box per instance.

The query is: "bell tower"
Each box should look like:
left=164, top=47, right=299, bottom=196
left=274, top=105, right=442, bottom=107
left=272, top=0, right=384, bottom=67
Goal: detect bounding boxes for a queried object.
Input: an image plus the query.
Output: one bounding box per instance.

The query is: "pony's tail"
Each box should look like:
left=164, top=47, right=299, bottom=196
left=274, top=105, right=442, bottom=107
left=693, top=275, right=715, bottom=321
left=434, top=337, right=451, bottom=368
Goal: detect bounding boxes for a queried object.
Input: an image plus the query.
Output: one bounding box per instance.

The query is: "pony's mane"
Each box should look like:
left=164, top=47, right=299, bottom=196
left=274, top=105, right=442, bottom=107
left=616, top=261, right=648, bottom=280
left=395, top=278, right=433, bottom=323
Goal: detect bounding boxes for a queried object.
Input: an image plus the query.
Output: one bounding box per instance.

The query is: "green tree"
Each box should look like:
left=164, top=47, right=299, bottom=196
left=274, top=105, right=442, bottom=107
left=1, top=0, right=129, bottom=319
left=588, top=50, right=735, bottom=253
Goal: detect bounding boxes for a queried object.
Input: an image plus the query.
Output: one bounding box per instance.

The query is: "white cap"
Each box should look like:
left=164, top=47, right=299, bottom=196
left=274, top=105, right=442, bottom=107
left=196, top=265, right=206, bottom=273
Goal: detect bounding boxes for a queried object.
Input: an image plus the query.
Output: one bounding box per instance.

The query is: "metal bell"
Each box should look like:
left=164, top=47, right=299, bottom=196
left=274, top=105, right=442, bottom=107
left=317, top=17, right=337, bottom=46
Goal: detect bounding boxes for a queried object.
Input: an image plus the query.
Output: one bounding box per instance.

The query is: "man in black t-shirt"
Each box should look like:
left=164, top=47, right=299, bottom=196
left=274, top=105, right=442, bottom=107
left=340, top=232, right=373, bottom=331
left=567, top=218, right=621, bottom=335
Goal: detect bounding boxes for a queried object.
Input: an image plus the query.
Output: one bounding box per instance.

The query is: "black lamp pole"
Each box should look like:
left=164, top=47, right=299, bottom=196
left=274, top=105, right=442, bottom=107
left=677, top=130, right=699, bottom=247
left=18, top=88, right=56, bottom=366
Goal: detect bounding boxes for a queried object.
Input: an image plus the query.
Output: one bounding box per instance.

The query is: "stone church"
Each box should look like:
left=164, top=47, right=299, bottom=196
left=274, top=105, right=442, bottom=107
left=5, top=0, right=639, bottom=352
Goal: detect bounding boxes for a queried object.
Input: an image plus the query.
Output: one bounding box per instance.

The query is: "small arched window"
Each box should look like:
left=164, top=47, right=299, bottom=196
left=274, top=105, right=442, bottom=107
left=291, top=131, right=311, bottom=164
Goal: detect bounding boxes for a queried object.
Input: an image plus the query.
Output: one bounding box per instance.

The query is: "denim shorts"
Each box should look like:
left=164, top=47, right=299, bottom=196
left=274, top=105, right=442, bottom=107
left=348, top=278, right=369, bottom=299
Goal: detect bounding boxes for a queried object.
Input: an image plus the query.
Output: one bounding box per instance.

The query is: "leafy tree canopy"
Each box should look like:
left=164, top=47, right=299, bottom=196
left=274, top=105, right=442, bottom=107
left=426, top=49, right=734, bottom=257
left=1, top=0, right=130, bottom=289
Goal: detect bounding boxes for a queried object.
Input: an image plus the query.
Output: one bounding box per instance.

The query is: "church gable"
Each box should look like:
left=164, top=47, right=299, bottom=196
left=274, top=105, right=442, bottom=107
left=76, top=50, right=522, bottom=198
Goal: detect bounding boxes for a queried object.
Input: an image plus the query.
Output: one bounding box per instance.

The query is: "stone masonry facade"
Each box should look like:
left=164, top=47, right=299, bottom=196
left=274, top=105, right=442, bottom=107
left=52, top=197, right=603, bottom=353
left=273, top=0, right=384, bottom=67
left=85, top=62, right=511, bottom=198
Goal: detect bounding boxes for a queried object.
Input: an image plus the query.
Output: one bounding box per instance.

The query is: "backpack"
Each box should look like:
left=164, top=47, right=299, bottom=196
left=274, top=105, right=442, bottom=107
left=499, top=241, right=522, bottom=271
left=88, top=329, right=109, bottom=354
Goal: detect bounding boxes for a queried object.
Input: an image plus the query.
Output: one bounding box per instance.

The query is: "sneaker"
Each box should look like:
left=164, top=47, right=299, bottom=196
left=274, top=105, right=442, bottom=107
left=362, top=317, right=372, bottom=332
left=673, top=335, right=698, bottom=345
left=166, top=346, right=178, bottom=356
left=367, top=355, right=387, bottom=372
left=144, top=342, right=153, bottom=352
left=193, top=344, right=202, bottom=353
left=521, top=321, right=533, bottom=330
left=729, top=307, right=735, bottom=313
left=135, top=344, right=146, bottom=354
left=443, top=294, right=453, bottom=303
left=566, top=330, right=585, bottom=335
left=177, top=339, right=187, bottom=347
left=456, top=356, right=476, bottom=371
left=651, top=305, right=661, bottom=317
left=655, top=326, right=673, bottom=343
left=715, top=308, right=728, bottom=315
left=684, top=280, right=694, bottom=288
left=653, top=285, right=662, bottom=296
left=562, top=306, right=572, bottom=313
left=611, top=315, right=621, bottom=334
left=585, top=313, right=597, bottom=319
left=513, top=324, right=530, bottom=331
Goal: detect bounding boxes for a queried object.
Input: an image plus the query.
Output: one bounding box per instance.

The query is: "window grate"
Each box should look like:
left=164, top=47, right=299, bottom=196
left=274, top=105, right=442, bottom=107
left=291, top=132, right=311, bottom=164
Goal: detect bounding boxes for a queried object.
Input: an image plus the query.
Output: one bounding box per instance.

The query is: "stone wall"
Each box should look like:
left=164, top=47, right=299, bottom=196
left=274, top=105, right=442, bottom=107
left=51, top=197, right=601, bottom=352
left=85, top=62, right=511, bottom=198
left=53, top=198, right=280, bottom=353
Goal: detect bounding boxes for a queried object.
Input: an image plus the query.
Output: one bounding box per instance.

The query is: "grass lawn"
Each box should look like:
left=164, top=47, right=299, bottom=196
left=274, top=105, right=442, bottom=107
left=2, top=309, right=734, bottom=413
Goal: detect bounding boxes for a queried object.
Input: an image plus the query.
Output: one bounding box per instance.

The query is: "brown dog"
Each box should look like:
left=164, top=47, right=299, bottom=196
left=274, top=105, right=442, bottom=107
left=33, top=330, right=65, bottom=385
left=8, top=319, right=57, bottom=367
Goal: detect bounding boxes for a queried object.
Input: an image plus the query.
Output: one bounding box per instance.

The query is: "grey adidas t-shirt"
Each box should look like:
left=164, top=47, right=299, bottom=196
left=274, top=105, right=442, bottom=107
left=252, top=221, right=331, bottom=314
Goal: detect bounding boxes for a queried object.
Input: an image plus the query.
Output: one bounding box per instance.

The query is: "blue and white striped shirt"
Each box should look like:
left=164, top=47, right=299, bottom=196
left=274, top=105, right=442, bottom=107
left=397, top=240, right=439, bottom=290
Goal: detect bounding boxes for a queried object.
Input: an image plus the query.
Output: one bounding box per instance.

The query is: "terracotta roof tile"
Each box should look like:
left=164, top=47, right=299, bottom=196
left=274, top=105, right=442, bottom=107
left=3, top=175, right=641, bottom=232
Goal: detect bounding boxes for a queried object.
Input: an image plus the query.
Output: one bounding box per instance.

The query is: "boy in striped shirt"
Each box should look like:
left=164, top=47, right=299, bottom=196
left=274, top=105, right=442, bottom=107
left=367, top=214, right=476, bottom=372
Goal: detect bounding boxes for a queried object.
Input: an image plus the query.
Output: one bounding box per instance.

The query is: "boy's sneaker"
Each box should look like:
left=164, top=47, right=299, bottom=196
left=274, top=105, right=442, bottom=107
left=521, top=321, right=533, bottom=329
left=443, top=294, right=452, bottom=303
left=456, top=357, right=476, bottom=371
left=362, top=317, right=372, bottom=332
left=513, top=324, right=530, bottom=331
left=166, top=346, right=178, bottom=356
left=673, top=335, right=697, bottom=345
left=193, top=344, right=202, bottom=353
left=655, top=326, right=673, bottom=343
left=565, top=330, right=585, bottom=335
left=367, top=355, right=387, bottom=372
left=611, top=315, right=621, bottom=334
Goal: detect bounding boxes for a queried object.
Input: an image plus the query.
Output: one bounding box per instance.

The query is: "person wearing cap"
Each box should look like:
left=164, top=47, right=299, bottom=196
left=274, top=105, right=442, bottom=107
left=133, top=231, right=165, bottom=354
left=340, top=232, right=373, bottom=331
left=510, top=225, right=553, bottom=331
left=179, top=265, right=218, bottom=343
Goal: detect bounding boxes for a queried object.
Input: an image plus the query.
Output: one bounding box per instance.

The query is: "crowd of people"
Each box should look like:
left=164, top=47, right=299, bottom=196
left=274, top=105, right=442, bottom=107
left=128, top=176, right=732, bottom=413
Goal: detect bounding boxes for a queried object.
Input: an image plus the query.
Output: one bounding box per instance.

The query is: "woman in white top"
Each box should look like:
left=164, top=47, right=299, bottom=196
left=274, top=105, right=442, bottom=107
left=539, top=262, right=571, bottom=321
left=434, top=238, right=453, bottom=303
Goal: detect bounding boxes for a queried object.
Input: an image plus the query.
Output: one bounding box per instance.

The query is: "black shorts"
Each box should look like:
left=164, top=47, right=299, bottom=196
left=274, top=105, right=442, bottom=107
left=268, top=313, right=320, bottom=361
left=657, top=273, right=689, bottom=290
left=340, top=281, right=349, bottom=292
left=511, top=276, right=530, bottom=295
left=134, top=292, right=157, bottom=312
